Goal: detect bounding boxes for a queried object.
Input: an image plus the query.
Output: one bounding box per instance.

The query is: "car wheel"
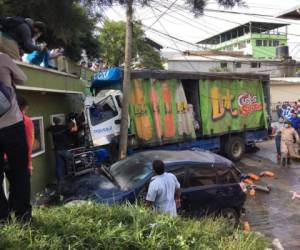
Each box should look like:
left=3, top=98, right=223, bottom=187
left=224, top=136, right=245, bottom=162
left=221, top=208, right=240, bottom=228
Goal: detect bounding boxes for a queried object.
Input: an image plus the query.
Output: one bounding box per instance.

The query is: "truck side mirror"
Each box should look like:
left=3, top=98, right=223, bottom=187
left=114, top=119, right=121, bottom=125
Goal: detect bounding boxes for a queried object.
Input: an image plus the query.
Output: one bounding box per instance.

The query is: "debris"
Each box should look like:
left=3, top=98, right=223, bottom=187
left=248, top=173, right=260, bottom=181
left=243, top=221, right=251, bottom=232
left=252, top=184, right=271, bottom=193
left=272, top=238, right=284, bottom=250
left=249, top=188, right=256, bottom=197
left=290, top=191, right=300, bottom=200
left=243, top=179, right=253, bottom=185
left=259, top=171, right=275, bottom=177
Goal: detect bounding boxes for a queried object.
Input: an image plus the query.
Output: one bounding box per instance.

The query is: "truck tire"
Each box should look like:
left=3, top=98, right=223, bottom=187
left=224, top=136, right=245, bottom=162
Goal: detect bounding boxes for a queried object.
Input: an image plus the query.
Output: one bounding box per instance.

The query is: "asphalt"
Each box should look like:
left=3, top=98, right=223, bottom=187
left=238, top=139, right=300, bottom=250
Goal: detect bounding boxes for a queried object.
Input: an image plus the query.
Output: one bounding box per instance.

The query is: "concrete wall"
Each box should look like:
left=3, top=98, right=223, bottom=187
left=270, top=83, right=300, bottom=103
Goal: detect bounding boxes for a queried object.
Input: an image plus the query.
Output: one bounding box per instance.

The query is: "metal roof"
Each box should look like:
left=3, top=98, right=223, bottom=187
left=276, top=5, right=300, bottom=20
left=197, top=21, right=288, bottom=45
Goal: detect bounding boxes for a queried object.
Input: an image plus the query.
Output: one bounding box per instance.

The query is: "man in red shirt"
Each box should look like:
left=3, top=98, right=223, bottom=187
left=17, top=95, right=34, bottom=173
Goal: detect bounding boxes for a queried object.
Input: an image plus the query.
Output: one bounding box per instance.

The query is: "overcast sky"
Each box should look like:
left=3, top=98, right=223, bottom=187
left=104, top=0, right=300, bottom=58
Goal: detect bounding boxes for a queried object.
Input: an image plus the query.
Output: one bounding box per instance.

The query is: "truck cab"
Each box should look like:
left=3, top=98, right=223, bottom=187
left=85, top=90, right=124, bottom=146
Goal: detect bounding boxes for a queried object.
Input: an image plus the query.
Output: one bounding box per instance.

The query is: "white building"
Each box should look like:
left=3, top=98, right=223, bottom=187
left=166, top=54, right=296, bottom=78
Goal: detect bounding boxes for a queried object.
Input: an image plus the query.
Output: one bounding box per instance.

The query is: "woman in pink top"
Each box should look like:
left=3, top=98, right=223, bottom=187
left=17, top=96, right=34, bottom=173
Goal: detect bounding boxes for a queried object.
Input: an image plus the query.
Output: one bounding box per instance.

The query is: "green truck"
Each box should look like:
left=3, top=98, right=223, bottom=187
left=85, top=70, right=270, bottom=162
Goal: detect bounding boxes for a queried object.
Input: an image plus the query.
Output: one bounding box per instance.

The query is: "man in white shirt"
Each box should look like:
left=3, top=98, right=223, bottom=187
left=146, top=160, right=181, bottom=216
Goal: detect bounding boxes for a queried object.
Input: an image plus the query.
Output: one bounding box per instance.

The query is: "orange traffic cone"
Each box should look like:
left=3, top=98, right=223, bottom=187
left=260, top=171, right=275, bottom=177
left=248, top=173, right=260, bottom=181
left=243, top=179, right=253, bottom=185
left=249, top=188, right=256, bottom=197
left=243, top=221, right=251, bottom=232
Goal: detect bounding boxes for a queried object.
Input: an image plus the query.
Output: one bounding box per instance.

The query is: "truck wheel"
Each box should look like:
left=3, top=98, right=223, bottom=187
left=224, top=136, right=245, bottom=161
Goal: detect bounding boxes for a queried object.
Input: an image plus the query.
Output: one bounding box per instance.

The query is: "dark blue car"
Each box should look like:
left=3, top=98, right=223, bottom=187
left=62, top=150, right=247, bottom=226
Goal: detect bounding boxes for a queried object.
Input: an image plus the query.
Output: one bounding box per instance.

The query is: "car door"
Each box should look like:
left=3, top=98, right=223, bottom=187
left=215, top=166, right=245, bottom=211
left=168, top=166, right=188, bottom=215
left=182, top=164, right=218, bottom=217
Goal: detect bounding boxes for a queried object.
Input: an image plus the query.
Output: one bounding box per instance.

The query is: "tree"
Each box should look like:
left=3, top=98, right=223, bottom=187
left=98, top=20, right=163, bottom=69
left=1, top=0, right=100, bottom=61
left=93, top=0, right=244, bottom=159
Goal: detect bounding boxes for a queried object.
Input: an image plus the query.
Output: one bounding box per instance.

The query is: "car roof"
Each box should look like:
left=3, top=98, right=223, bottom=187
left=134, top=150, right=233, bottom=167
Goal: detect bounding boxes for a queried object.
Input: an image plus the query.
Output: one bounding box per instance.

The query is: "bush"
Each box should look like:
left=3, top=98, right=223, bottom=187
left=0, top=203, right=266, bottom=250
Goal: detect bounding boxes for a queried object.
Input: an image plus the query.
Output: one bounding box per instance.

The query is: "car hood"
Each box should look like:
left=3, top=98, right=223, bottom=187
left=62, top=173, right=131, bottom=203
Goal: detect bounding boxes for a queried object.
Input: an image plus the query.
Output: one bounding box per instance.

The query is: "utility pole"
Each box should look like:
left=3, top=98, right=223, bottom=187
left=118, top=0, right=133, bottom=160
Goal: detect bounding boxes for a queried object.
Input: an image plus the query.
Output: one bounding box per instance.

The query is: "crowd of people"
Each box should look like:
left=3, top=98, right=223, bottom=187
left=272, top=101, right=300, bottom=166
left=0, top=16, right=87, bottom=224
left=0, top=16, right=182, bottom=224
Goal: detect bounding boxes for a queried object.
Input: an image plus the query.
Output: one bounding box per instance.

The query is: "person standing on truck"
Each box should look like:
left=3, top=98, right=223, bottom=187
left=272, top=117, right=284, bottom=162
left=281, top=120, right=300, bottom=167
left=146, top=160, right=181, bottom=216
left=0, top=17, right=46, bottom=60
left=0, top=53, right=31, bottom=223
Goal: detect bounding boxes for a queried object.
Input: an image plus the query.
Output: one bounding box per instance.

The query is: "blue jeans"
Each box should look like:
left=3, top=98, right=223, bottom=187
left=55, top=150, right=72, bottom=181
left=26, top=50, right=49, bottom=67
left=275, top=135, right=281, bottom=156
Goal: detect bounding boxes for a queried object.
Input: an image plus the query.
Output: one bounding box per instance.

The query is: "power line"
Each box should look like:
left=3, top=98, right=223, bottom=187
left=146, top=0, right=178, bottom=30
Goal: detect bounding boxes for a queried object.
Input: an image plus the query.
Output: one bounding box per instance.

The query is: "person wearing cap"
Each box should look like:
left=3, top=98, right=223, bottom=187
left=272, top=117, right=285, bottom=162
left=0, top=17, right=46, bottom=60
left=280, top=120, right=300, bottom=167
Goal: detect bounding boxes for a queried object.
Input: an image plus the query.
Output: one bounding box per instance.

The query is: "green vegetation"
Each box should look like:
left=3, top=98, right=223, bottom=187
left=99, top=20, right=163, bottom=69
left=0, top=203, right=266, bottom=250
left=1, top=0, right=100, bottom=61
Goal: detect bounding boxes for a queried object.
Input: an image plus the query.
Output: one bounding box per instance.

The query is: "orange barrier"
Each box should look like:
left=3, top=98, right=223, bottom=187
left=248, top=173, right=260, bottom=181
left=259, top=171, right=275, bottom=177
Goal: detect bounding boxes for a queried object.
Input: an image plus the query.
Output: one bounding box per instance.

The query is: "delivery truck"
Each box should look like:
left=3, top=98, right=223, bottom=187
left=77, top=69, right=270, bottom=169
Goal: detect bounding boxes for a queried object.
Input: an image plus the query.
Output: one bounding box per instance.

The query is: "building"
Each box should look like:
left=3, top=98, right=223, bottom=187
left=270, top=77, right=300, bottom=103
left=166, top=52, right=296, bottom=77
left=276, top=5, right=300, bottom=20
left=11, top=62, right=92, bottom=197
left=197, top=21, right=288, bottom=59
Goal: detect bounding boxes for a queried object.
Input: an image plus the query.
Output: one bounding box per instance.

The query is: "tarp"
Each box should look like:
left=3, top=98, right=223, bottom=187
left=199, top=79, right=267, bottom=136
left=129, top=79, right=196, bottom=145
left=91, top=67, right=122, bottom=90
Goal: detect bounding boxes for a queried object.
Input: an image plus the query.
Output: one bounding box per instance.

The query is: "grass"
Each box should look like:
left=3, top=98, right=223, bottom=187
left=0, top=203, right=266, bottom=250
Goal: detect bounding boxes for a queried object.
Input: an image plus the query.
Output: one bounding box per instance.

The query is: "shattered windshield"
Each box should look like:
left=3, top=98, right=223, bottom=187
left=110, top=155, right=152, bottom=191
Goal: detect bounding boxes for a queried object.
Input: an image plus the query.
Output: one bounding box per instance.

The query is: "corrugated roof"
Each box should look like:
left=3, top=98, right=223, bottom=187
left=276, top=5, right=300, bottom=20
left=168, top=55, right=283, bottom=62
left=197, top=21, right=288, bottom=45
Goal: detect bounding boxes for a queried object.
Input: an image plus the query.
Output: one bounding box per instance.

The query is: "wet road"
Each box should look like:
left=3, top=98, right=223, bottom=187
left=238, top=140, right=300, bottom=249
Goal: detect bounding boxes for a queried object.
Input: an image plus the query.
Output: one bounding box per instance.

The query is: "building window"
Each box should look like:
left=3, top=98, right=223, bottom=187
left=256, top=40, right=262, bottom=46
left=268, top=40, right=273, bottom=47
left=50, top=114, right=65, bottom=125
left=251, top=62, right=261, bottom=68
left=234, top=62, right=242, bottom=68
left=32, top=116, right=45, bottom=157
left=273, top=40, right=279, bottom=47
left=89, top=96, right=118, bottom=126
left=263, top=40, right=268, bottom=47
left=220, top=62, right=227, bottom=69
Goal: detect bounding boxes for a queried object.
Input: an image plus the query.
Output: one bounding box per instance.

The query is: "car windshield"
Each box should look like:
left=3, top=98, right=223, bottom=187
left=110, top=155, right=152, bottom=191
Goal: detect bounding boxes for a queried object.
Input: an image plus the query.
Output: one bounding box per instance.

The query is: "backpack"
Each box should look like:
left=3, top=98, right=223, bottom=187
left=0, top=81, right=13, bottom=118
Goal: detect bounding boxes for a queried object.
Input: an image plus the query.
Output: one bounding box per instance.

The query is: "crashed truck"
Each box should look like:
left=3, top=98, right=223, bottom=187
left=69, top=68, right=271, bottom=175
